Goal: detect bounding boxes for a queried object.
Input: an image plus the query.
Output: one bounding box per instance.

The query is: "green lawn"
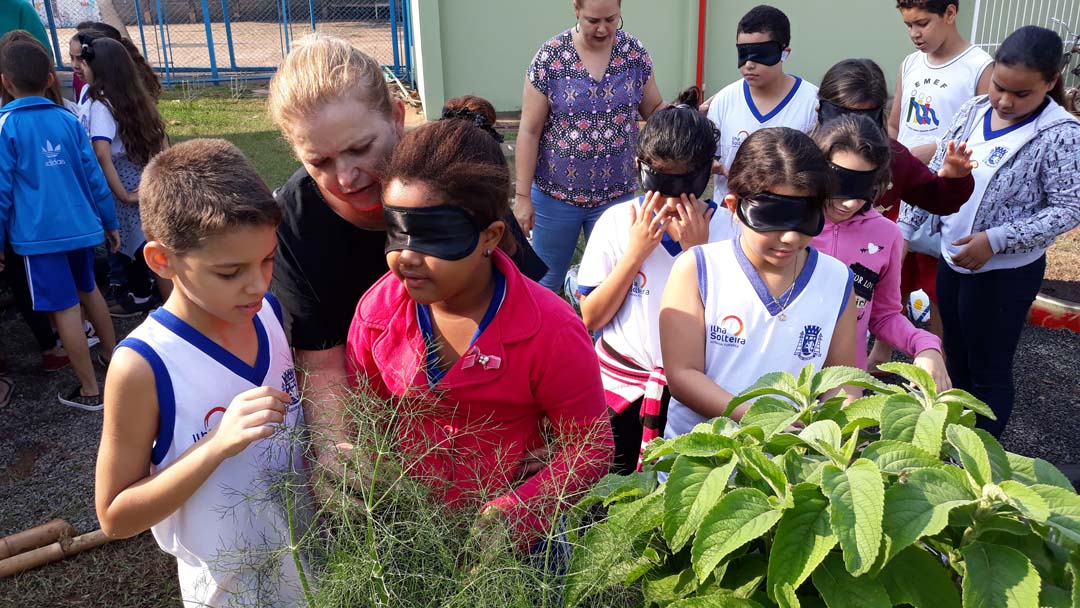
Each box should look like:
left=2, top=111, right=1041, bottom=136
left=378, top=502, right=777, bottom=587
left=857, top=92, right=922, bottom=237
left=159, top=86, right=298, bottom=188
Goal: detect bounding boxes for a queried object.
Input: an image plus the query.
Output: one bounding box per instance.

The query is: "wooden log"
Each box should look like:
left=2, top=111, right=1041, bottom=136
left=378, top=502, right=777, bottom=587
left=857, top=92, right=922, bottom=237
left=0, top=519, right=75, bottom=560
left=0, top=530, right=112, bottom=578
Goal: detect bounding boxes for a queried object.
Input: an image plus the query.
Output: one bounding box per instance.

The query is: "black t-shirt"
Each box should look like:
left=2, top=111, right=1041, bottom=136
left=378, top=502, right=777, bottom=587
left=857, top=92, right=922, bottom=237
left=271, top=168, right=388, bottom=351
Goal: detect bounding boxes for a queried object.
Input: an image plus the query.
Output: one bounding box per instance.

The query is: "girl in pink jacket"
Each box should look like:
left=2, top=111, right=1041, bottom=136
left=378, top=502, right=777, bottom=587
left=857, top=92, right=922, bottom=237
left=810, top=114, right=971, bottom=389
left=345, top=99, right=613, bottom=551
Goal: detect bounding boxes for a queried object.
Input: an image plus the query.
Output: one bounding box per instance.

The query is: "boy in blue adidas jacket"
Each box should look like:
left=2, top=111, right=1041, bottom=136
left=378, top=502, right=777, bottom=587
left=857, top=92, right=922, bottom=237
left=0, top=40, right=121, bottom=410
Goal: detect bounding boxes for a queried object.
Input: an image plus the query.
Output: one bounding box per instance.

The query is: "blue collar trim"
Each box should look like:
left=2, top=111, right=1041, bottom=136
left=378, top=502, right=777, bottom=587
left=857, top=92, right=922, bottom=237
left=150, top=307, right=271, bottom=386
left=983, top=97, right=1049, bottom=140
left=660, top=199, right=719, bottom=256
left=732, top=238, right=819, bottom=317
left=743, top=76, right=803, bottom=123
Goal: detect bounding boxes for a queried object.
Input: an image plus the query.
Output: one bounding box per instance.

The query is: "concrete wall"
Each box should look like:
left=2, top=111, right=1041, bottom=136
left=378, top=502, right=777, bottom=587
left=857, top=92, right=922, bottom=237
left=411, top=0, right=976, bottom=118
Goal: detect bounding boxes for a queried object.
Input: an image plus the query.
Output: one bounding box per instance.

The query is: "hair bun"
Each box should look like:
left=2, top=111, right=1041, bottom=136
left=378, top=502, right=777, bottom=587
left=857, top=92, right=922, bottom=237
left=440, top=107, right=504, bottom=143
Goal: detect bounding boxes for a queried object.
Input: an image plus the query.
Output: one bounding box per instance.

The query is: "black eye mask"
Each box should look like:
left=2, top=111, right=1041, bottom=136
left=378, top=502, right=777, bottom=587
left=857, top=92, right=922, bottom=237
left=383, top=204, right=481, bottom=261
left=638, top=160, right=712, bottom=198
left=736, top=41, right=785, bottom=68
left=736, top=192, right=825, bottom=236
left=818, top=100, right=885, bottom=128
left=830, top=162, right=878, bottom=205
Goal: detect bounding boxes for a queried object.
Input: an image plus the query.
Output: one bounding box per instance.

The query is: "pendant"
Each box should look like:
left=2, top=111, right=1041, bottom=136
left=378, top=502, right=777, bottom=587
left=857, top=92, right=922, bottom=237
left=779, top=312, right=787, bottom=322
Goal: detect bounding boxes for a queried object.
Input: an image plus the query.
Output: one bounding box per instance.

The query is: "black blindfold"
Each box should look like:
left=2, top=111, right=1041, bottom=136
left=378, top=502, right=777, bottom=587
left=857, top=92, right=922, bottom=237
left=736, top=41, right=785, bottom=68
left=384, top=204, right=481, bottom=261
left=736, top=192, right=825, bottom=236
left=818, top=100, right=885, bottom=128
left=638, top=160, right=712, bottom=199
left=830, top=163, right=878, bottom=205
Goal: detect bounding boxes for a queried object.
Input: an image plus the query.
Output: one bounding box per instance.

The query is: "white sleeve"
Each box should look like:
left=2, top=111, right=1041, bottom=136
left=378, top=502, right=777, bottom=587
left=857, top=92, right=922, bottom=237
left=577, top=202, right=629, bottom=293
left=86, top=100, right=117, bottom=144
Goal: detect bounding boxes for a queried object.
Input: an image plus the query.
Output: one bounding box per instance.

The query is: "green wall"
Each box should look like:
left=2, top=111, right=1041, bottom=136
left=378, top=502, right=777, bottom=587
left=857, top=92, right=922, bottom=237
left=412, top=0, right=976, bottom=117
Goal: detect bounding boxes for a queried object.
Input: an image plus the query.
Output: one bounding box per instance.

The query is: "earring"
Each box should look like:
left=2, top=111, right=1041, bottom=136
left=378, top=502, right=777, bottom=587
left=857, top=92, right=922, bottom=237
left=483, top=248, right=493, bottom=258
left=575, top=22, right=580, bottom=33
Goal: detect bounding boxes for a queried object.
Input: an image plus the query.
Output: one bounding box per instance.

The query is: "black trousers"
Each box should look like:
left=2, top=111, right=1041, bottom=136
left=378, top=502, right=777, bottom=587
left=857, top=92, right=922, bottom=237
left=3, top=244, right=56, bottom=352
left=936, top=255, right=1045, bottom=438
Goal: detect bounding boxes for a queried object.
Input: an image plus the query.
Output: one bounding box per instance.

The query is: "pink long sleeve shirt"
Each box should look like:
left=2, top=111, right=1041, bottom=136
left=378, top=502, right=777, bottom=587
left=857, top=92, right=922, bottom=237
left=345, top=250, right=613, bottom=546
left=811, top=209, right=942, bottom=369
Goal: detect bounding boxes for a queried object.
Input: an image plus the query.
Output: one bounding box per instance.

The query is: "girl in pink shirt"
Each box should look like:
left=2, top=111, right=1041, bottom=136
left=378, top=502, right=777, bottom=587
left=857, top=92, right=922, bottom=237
left=810, top=114, right=969, bottom=389
left=345, top=99, right=613, bottom=550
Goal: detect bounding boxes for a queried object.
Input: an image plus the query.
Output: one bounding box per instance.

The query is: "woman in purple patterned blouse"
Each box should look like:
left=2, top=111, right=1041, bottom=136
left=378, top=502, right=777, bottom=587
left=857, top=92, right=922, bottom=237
left=515, top=0, right=665, bottom=291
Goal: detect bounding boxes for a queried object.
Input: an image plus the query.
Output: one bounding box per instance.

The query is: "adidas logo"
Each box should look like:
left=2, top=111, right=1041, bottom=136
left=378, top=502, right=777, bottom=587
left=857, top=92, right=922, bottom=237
left=41, top=140, right=66, bottom=167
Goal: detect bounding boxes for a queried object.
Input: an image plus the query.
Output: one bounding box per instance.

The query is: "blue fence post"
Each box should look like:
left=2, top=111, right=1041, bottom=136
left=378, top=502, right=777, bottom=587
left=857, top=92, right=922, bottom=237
left=308, top=0, right=317, bottom=32
left=279, top=0, right=292, bottom=53
left=402, top=0, right=413, bottom=85
left=41, top=0, right=63, bottom=67
left=154, top=0, right=173, bottom=85
left=220, top=0, right=238, bottom=69
left=389, top=0, right=400, bottom=76
left=199, top=0, right=221, bottom=83
left=132, top=0, right=151, bottom=61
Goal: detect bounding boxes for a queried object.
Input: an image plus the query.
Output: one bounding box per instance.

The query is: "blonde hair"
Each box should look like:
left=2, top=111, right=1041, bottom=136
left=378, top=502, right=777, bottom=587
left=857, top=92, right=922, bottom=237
left=268, top=33, right=393, bottom=143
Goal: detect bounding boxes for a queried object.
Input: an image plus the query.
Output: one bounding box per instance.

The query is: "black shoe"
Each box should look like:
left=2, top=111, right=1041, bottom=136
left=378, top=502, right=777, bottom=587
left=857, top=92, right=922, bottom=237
left=103, top=284, right=125, bottom=308
left=109, top=292, right=157, bottom=318
left=58, top=385, right=103, bottom=411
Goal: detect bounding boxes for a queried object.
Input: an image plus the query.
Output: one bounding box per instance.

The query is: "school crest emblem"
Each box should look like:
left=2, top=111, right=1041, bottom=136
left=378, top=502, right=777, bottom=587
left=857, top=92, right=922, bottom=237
left=984, top=146, right=1009, bottom=167
left=794, top=325, right=823, bottom=361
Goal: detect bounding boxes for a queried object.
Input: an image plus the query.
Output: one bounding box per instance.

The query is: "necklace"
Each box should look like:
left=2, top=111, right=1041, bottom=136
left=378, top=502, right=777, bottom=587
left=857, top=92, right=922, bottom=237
left=770, top=251, right=800, bottom=322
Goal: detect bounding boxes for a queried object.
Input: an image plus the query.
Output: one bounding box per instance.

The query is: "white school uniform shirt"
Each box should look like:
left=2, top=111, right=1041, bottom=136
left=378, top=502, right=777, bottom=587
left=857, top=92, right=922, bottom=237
left=940, top=100, right=1075, bottom=274
left=664, top=240, right=853, bottom=439
left=896, top=46, right=992, bottom=148
left=76, top=84, right=126, bottom=156
left=577, top=196, right=736, bottom=369
left=119, top=294, right=308, bottom=608
left=705, top=77, right=820, bottom=197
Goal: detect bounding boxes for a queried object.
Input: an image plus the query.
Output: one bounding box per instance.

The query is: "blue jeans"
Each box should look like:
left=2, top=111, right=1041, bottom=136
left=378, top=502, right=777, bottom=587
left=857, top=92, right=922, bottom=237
left=530, top=186, right=633, bottom=292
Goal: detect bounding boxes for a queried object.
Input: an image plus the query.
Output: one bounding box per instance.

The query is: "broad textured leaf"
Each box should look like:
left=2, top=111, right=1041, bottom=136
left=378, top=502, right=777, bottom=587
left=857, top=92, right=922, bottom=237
left=812, top=552, right=891, bottom=608
left=879, top=545, right=962, bottom=608
left=720, top=555, right=767, bottom=599
left=1040, top=585, right=1071, bottom=608
left=799, top=420, right=842, bottom=451
left=782, top=453, right=829, bottom=487
left=692, top=488, right=783, bottom=582
left=810, top=365, right=892, bottom=397
left=726, top=372, right=804, bottom=414
left=642, top=568, right=700, bottom=605
left=976, top=515, right=1032, bottom=537
left=1028, top=484, right=1080, bottom=543
left=878, top=361, right=937, bottom=398
left=834, top=395, right=888, bottom=433
left=668, top=594, right=765, bottom=608
left=881, top=466, right=978, bottom=564
left=822, top=459, right=884, bottom=576
left=998, top=480, right=1050, bottom=523
left=774, top=583, right=800, bottom=608
left=670, top=432, right=736, bottom=457
left=972, top=428, right=1012, bottom=483
left=815, top=396, right=848, bottom=424
left=608, top=488, right=666, bottom=537
left=881, top=394, right=947, bottom=455
left=665, top=455, right=739, bottom=551
left=767, top=484, right=837, bottom=596
left=1033, top=459, right=1075, bottom=491
left=840, top=428, right=860, bottom=464
left=712, top=417, right=743, bottom=437
left=961, top=542, right=1040, bottom=608
left=1069, top=553, right=1080, bottom=608
left=589, top=471, right=658, bottom=506
left=947, top=424, right=993, bottom=488
left=738, top=447, right=789, bottom=498
left=642, top=437, right=675, bottom=463
left=861, top=440, right=941, bottom=474
left=741, top=397, right=802, bottom=441
left=797, top=363, right=815, bottom=391
left=937, top=388, right=996, bottom=419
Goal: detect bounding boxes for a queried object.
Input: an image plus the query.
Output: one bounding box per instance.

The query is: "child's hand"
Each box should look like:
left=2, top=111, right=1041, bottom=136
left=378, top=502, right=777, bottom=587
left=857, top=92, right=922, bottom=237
left=951, top=231, right=994, bottom=271
left=105, top=230, right=121, bottom=253
left=125, top=190, right=140, bottom=205
left=206, top=386, right=291, bottom=459
left=626, top=190, right=666, bottom=263
left=937, top=141, right=976, bottom=179
left=669, top=193, right=715, bottom=250
left=711, top=159, right=727, bottom=176
left=913, top=348, right=951, bottom=392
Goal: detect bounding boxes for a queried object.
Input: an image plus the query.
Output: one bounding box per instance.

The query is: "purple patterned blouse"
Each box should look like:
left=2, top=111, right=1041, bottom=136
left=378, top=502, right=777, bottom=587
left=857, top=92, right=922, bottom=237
left=527, top=29, right=653, bottom=207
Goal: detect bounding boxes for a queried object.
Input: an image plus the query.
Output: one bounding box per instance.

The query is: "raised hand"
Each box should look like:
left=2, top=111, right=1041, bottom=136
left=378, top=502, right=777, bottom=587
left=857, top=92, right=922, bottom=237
left=668, top=193, right=715, bottom=250
left=206, top=385, right=291, bottom=459
left=937, top=140, right=977, bottom=179
left=625, top=190, right=667, bottom=263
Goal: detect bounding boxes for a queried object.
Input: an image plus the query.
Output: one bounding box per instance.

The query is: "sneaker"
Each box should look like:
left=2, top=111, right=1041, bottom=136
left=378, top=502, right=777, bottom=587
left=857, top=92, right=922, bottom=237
left=83, top=320, right=100, bottom=348
left=58, top=386, right=104, bottom=411
left=109, top=292, right=156, bottom=318
left=103, top=283, right=125, bottom=308
left=42, top=350, right=71, bottom=372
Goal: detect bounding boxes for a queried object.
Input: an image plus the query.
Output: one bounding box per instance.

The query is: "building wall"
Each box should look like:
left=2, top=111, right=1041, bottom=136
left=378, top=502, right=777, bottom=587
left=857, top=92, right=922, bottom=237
left=412, top=0, right=976, bottom=117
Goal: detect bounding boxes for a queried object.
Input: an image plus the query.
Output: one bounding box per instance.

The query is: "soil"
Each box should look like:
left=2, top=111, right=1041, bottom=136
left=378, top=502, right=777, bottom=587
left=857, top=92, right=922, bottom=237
left=1043, top=228, right=1080, bottom=303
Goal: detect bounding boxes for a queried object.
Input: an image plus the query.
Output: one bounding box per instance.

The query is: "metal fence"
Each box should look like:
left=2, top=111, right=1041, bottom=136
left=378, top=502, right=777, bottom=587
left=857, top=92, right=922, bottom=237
left=971, top=0, right=1080, bottom=89
left=35, top=0, right=415, bottom=86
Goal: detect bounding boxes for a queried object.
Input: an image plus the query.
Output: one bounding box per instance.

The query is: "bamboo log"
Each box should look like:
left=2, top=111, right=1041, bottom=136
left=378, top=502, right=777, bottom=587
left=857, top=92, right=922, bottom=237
left=0, top=530, right=112, bottom=578
left=0, top=519, right=75, bottom=560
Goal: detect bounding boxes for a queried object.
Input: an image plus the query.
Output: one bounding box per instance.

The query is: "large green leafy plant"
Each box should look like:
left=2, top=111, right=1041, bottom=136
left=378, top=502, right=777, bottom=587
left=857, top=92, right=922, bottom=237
left=566, top=364, right=1080, bottom=608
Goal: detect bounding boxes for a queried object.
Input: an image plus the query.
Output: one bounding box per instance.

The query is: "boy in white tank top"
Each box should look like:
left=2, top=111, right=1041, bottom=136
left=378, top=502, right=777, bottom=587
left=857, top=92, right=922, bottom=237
left=703, top=6, right=820, bottom=198
left=95, top=139, right=309, bottom=608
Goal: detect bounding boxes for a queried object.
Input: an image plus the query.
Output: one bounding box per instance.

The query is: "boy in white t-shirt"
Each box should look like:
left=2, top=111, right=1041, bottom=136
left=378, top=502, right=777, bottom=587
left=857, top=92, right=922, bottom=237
left=873, top=0, right=992, bottom=369
left=577, top=91, right=732, bottom=474
left=703, top=5, right=819, bottom=197
left=95, top=139, right=308, bottom=608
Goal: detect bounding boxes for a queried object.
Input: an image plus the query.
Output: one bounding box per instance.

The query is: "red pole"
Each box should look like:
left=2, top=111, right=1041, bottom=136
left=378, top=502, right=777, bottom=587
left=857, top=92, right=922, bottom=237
left=695, top=0, right=707, bottom=92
